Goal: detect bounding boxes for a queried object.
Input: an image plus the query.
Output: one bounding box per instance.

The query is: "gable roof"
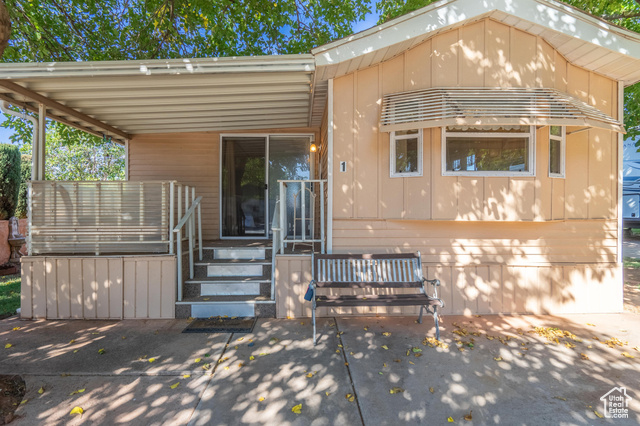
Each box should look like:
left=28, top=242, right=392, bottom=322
left=312, top=0, right=640, bottom=86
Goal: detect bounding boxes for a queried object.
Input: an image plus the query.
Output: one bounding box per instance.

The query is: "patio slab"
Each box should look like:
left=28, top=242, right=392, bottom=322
left=1, top=313, right=639, bottom=425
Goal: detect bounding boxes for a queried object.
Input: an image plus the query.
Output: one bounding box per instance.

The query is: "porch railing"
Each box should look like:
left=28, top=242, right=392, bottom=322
left=274, top=179, right=326, bottom=254
left=173, top=185, right=203, bottom=302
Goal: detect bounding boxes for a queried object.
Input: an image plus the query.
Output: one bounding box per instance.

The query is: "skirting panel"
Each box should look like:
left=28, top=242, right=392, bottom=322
left=274, top=255, right=623, bottom=318
left=21, top=255, right=176, bottom=319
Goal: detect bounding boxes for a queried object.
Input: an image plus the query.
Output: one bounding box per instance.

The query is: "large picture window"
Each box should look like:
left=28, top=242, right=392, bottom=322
left=442, top=125, right=535, bottom=176
left=390, top=129, right=423, bottom=177
left=549, top=125, right=565, bottom=178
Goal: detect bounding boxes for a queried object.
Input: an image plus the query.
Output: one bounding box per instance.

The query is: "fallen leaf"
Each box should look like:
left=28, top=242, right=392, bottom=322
left=429, top=387, right=434, bottom=393
left=5, top=343, right=12, bottom=349
left=69, top=339, right=75, bottom=344
left=234, top=346, right=239, bottom=350
left=336, top=349, right=341, bottom=354
left=73, top=349, right=79, bottom=353
left=202, top=364, right=211, bottom=370
left=622, top=352, right=635, bottom=358
left=259, top=353, right=269, bottom=356
left=338, top=344, right=343, bottom=348
left=195, top=358, right=202, bottom=363
left=364, top=327, right=368, bottom=331
left=493, top=357, right=503, bottom=361
left=306, top=372, right=314, bottom=378
left=345, top=393, right=355, bottom=402
left=61, top=373, right=70, bottom=377
left=554, top=396, right=566, bottom=401
left=325, top=391, right=330, bottom=396
left=381, top=345, right=389, bottom=350
left=389, top=387, right=405, bottom=394
left=344, top=362, right=349, bottom=366
left=70, top=406, right=84, bottom=416
left=148, top=358, right=156, bottom=363
left=464, top=411, right=473, bottom=421
left=447, top=416, right=455, bottom=423
left=580, top=353, right=589, bottom=360
left=300, top=322, right=305, bottom=325
left=594, top=410, right=603, bottom=418
left=383, top=363, right=387, bottom=367
left=382, top=332, right=391, bottom=337
left=412, top=347, right=422, bottom=353
left=259, top=396, right=265, bottom=402
left=170, top=382, right=180, bottom=389
left=183, top=374, right=191, bottom=379
left=249, top=356, right=255, bottom=361
left=20, top=399, right=27, bottom=405
left=38, top=387, right=45, bottom=394
left=291, top=404, right=302, bottom=414
left=122, top=336, right=126, bottom=340
left=69, top=389, right=86, bottom=396
left=98, top=348, right=105, bottom=355
left=586, top=323, right=595, bottom=327
left=237, top=337, right=244, bottom=341
left=409, top=361, right=415, bottom=365
left=379, top=372, right=383, bottom=375
left=414, top=353, right=423, bottom=358
left=12, top=327, right=20, bottom=331
left=270, top=337, right=279, bottom=344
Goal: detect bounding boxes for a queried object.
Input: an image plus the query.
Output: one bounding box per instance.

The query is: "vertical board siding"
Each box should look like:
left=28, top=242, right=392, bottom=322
left=20, top=256, right=175, bottom=319
left=275, top=256, right=622, bottom=318
left=332, top=18, right=619, bottom=225
left=275, top=255, right=622, bottom=318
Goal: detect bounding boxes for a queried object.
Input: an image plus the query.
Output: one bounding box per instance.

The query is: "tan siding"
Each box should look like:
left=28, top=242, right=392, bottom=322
left=20, top=255, right=175, bottom=320
left=275, top=254, right=622, bottom=318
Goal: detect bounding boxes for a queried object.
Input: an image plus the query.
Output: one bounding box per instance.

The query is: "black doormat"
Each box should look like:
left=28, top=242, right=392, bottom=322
left=182, top=317, right=257, bottom=333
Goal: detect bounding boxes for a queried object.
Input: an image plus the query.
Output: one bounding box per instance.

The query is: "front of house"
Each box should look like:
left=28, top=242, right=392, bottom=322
left=3, top=0, right=640, bottom=320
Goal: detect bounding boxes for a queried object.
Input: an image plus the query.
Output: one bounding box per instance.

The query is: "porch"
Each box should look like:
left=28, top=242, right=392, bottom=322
left=20, top=179, right=326, bottom=320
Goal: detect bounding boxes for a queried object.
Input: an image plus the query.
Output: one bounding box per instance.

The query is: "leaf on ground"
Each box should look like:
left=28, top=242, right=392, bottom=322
left=20, top=399, right=28, bottom=405
left=183, top=374, right=191, bottom=378
left=336, top=349, right=341, bottom=354
left=234, top=346, right=239, bottom=350
left=409, top=361, right=415, bottom=365
left=389, top=387, right=404, bottom=395
left=554, top=396, right=566, bottom=401
left=622, top=352, right=635, bottom=358
left=338, top=344, right=343, bottom=348
left=69, top=339, right=75, bottom=344
left=464, top=411, right=473, bottom=421
left=270, top=337, right=279, bottom=344
left=195, top=358, right=202, bottom=363
left=493, top=357, right=503, bottom=361
left=259, top=353, right=269, bottom=356
left=38, top=387, right=45, bottom=394
left=383, top=363, right=387, bottom=367
left=12, top=327, right=20, bottom=331
left=594, top=410, right=604, bottom=418
left=98, top=348, right=105, bottom=355
left=148, top=358, right=156, bottom=363
left=69, top=389, right=86, bottom=396
left=70, top=406, right=84, bottom=416
left=364, top=327, right=368, bottom=331
left=429, top=387, right=435, bottom=393
left=412, top=347, right=422, bottom=353
left=345, top=393, right=355, bottom=402
left=306, top=372, right=313, bottom=378
left=259, top=396, right=265, bottom=402
left=73, top=350, right=79, bottom=353
left=249, top=356, right=255, bottom=361
left=170, top=382, right=180, bottom=389
left=122, top=336, right=126, bottom=340
left=586, top=323, right=595, bottom=327
left=633, top=346, right=639, bottom=351
left=379, top=372, right=383, bottom=375
left=5, top=343, right=12, bottom=349
left=381, top=345, right=389, bottom=350
left=325, top=391, right=330, bottom=396
left=382, top=332, right=391, bottom=337
left=291, top=403, right=302, bottom=414
left=447, top=416, right=455, bottom=423
left=580, top=353, right=589, bottom=360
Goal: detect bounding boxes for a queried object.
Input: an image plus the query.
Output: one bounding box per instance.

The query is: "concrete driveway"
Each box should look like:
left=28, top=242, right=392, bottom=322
left=1, top=314, right=639, bottom=425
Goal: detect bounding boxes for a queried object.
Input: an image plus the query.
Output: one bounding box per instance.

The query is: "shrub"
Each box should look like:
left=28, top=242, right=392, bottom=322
left=15, top=154, right=31, bottom=219
left=0, top=144, right=21, bottom=220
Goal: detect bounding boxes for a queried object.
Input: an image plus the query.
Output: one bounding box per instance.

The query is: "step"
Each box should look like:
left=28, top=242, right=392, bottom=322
left=206, top=263, right=263, bottom=277
left=201, top=282, right=261, bottom=296
left=211, top=247, right=266, bottom=260
left=176, top=295, right=274, bottom=318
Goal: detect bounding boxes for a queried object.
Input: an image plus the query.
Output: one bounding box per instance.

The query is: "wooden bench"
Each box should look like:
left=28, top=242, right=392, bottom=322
left=308, top=252, right=444, bottom=345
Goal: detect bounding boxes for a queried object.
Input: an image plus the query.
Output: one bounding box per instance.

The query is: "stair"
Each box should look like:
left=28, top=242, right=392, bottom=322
left=175, top=242, right=275, bottom=319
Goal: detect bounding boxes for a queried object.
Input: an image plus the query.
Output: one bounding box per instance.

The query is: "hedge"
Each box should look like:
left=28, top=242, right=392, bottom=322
left=0, top=144, right=21, bottom=220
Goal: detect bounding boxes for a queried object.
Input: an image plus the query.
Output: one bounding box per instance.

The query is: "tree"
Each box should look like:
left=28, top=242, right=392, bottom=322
left=0, top=143, right=20, bottom=219
left=376, top=0, right=640, bottom=139
left=0, top=1, right=9, bottom=56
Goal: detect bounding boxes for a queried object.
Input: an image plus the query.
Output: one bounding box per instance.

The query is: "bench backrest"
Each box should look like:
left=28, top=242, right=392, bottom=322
left=312, top=252, right=423, bottom=288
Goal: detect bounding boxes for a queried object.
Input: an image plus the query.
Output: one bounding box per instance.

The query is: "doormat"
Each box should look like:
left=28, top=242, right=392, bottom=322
left=182, top=317, right=257, bottom=333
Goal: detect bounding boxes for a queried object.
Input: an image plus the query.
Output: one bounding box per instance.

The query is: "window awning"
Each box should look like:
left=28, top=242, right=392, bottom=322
left=380, top=87, right=625, bottom=134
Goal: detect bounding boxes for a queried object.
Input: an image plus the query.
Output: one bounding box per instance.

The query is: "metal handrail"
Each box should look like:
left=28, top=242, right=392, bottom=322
left=173, top=194, right=203, bottom=301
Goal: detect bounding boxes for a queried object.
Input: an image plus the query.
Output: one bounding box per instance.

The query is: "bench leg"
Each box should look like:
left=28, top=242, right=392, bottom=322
left=433, top=306, right=440, bottom=341
left=312, top=305, right=317, bottom=346
left=418, top=306, right=424, bottom=324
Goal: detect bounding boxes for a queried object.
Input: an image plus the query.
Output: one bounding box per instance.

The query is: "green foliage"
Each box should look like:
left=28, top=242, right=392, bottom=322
left=0, top=144, right=20, bottom=220
left=15, top=154, right=31, bottom=219
left=375, top=0, right=640, bottom=139
left=0, top=275, right=20, bottom=317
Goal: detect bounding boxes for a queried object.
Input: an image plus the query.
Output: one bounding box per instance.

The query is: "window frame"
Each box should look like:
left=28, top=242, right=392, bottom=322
left=390, top=129, right=423, bottom=178
left=548, top=125, right=566, bottom=179
left=441, top=125, right=536, bottom=177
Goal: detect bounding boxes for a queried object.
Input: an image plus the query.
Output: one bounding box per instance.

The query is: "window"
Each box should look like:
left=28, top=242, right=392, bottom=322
left=390, top=129, right=422, bottom=177
left=442, top=125, right=535, bottom=176
left=549, top=125, right=565, bottom=178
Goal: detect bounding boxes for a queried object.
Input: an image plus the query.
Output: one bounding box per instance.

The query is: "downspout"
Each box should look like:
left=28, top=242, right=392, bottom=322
left=0, top=101, right=39, bottom=179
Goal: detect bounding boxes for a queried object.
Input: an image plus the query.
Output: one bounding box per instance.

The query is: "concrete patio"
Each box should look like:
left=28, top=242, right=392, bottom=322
left=1, top=313, right=639, bottom=425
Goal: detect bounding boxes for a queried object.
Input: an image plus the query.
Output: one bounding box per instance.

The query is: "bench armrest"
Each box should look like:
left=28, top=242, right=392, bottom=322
left=422, top=278, right=441, bottom=299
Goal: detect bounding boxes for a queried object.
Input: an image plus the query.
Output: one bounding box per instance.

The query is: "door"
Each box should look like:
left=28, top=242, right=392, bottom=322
left=221, top=136, right=267, bottom=237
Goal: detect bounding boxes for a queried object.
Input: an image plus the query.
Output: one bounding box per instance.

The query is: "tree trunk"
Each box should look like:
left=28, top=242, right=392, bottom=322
left=0, top=0, right=11, bottom=57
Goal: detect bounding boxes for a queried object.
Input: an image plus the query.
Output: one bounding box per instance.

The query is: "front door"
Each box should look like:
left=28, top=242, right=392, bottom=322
left=220, top=135, right=311, bottom=239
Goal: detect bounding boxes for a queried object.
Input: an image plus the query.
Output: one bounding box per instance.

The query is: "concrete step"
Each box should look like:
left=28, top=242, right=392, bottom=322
left=183, top=278, right=271, bottom=299
left=193, top=263, right=271, bottom=280
left=208, top=247, right=268, bottom=260
left=175, top=296, right=275, bottom=318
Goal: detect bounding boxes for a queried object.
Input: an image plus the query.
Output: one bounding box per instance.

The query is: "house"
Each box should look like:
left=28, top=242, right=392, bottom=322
left=2, top=0, right=640, bottom=320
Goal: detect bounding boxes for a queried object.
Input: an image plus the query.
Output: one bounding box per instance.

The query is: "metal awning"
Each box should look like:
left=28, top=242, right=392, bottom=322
left=0, top=55, right=323, bottom=143
left=380, top=87, right=625, bottom=133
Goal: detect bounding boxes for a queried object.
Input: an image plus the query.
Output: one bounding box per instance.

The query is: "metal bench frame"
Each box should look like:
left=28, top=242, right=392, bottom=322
left=309, top=252, right=444, bottom=345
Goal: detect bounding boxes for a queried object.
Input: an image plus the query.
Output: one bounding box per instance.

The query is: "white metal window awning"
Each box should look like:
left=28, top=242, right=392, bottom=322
left=380, top=87, right=625, bottom=133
